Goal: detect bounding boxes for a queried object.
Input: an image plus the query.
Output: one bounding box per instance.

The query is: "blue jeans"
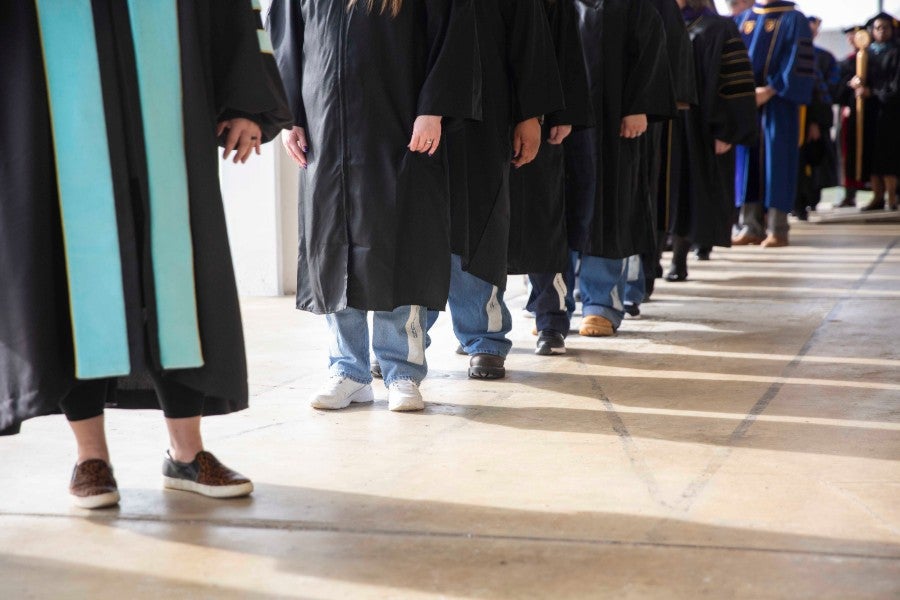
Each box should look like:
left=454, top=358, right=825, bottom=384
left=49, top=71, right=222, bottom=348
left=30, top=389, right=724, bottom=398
left=326, top=306, right=427, bottom=386
left=579, top=255, right=626, bottom=329
left=528, top=272, right=575, bottom=336
left=427, top=255, right=512, bottom=357
left=622, top=255, right=645, bottom=307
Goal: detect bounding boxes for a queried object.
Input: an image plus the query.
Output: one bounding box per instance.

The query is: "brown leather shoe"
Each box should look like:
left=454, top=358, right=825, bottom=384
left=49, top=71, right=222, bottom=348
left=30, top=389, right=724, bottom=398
left=731, top=232, right=765, bottom=245
left=163, top=451, right=253, bottom=498
left=579, top=315, right=615, bottom=337
left=468, top=354, right=506, bottom=379
left=761, top=234, right=789, bottom=248
left=70, top=459, right=120, bottom=509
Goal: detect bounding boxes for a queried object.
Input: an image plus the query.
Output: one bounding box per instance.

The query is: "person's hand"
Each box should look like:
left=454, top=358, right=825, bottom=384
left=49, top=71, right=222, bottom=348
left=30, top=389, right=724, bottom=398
left=714, top=139, right=732, bottom=155
left=512, top=117, right=542, bottom=167
left=807, top=122, right=821, bottom=142
left=854, top=86, right=871, bottom=98
left=620, top=114, right=647, bottom=139
left=282, top=126, right=309, bottom=168
left=547, top=125, right=573, bottom=145
left=409, top=115, right=442, bottom=155
left=849, top=75, right=863, bottom=89
left=217, top=118, right=262, bottom=164
left=842, top=106, right=851, bottom=118
left=755, top=86, right=776, bottom=107
left=676, top=102, right=691, bottom=111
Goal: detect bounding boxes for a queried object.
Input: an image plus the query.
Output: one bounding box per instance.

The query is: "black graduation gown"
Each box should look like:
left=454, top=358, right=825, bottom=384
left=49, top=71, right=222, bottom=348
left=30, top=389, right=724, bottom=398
left=837, top=42, right=900, bottom=181
left=507, top=0, right=595, bottom=275
left=266, top=0, right=481, bottom=313
left=837, top=53, right=866, bottom=188
left=0, top=0, right=292, bottom=434
left=448, top=0, right=564, bottom=289
left=566, top=0, right=677, bottom=259
left=644, top=0, right=697, bottom=241
left=669, top=13, right=757, bottom=248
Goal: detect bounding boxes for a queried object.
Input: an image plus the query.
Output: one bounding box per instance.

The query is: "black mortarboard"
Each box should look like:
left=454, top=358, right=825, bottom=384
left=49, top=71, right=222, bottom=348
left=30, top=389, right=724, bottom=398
left=842, top=25, right=864, bottom=34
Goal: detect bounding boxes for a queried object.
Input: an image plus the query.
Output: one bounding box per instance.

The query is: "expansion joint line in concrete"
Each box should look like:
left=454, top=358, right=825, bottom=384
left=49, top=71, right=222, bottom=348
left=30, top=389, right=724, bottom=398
left=574, top=237, right=899, bottom=516
left=2, top=512, right=897, bottom=562
left=676, top=236, right=900, bottom=511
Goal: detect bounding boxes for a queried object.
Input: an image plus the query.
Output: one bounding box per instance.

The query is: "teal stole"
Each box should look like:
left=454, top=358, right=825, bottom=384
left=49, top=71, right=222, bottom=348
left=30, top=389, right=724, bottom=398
left=34, top=0, right=204, bottom=379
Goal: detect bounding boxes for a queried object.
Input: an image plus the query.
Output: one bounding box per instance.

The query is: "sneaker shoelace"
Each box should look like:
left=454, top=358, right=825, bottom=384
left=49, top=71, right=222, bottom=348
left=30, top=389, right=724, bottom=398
left=391, top=380, right=418, bottom=394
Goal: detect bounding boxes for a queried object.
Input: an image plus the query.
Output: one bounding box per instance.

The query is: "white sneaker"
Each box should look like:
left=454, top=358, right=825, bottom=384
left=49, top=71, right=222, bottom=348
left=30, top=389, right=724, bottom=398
left=388, top=380, right=424, bottom=412
left=310, top=375, right=374, bottom=410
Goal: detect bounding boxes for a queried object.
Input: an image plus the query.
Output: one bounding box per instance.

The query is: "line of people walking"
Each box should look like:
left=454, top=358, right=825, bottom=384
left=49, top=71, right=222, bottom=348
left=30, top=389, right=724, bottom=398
left=1, top=0, right=891, bottom=511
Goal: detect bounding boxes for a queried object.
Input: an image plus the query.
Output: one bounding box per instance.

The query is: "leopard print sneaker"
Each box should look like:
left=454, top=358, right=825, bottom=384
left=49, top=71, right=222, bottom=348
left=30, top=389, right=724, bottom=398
left=162, top=451, right=253, bottom=498
left=69, top=459, right=120, bottom=509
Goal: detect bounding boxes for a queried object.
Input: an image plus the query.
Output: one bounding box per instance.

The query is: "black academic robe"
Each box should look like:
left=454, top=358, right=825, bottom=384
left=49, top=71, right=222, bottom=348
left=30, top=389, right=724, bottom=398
left=267, top=0, right=481, bottom=313
left=565, top=0, right=677, bottom=259
left=448, top=0, right=564, bottom=289
left=838, top=42, right=900, bottom=181
left=646, top=0, right=696, bottom=231
left=507, top=0, right=595, bottom=275
left=670, top=12, right=757, bottom=248
left=0, top=0, right=292, bottom=434
left=837, top=52, right=866, bottom=188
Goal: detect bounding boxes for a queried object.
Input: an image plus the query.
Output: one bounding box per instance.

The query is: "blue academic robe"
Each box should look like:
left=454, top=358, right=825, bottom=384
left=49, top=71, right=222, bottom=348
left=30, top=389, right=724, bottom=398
left=733, top=1, right=815, bottom=212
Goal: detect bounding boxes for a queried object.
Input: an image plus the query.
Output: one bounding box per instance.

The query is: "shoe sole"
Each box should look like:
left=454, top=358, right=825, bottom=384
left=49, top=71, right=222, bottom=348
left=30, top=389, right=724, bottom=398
left=71, top=490, right=120, bottom=509
left=579, top=327, right=614, bottom=337
left=389, top=399, right=425, bottom=412
left=310, top=385, right=375, bottom=410
left=468, top=367, right=506, bottom=379
left=163, top=477, right=254, bottom=498
left=535, top=345, right=566, bottom=356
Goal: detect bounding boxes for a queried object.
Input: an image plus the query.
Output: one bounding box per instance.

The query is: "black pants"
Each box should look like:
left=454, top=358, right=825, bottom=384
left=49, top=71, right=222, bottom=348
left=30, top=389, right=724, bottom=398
left=60, top=374, right=204, bottom=422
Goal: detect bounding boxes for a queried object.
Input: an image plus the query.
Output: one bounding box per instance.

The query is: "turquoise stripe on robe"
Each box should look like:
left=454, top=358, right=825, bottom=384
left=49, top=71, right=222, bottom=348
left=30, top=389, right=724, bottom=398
left=127, top=0, right=204, bottom=370
left=34, top=0, right=131, bottom=379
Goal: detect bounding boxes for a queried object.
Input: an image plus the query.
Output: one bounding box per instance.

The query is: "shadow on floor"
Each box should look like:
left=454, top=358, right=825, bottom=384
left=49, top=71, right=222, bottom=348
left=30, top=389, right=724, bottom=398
left=67, top=483, right=900, bottom=599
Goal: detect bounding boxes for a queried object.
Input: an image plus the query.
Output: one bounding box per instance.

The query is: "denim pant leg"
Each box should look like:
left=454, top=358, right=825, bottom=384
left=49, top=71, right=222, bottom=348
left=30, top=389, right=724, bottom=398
left=447, top=254, right=512, bottom=358
left=326, top=308, right=373, bottom=384
left=579, top=255, right=626, bottom=329
left=527, top=273, right=571, bottom=336
left=623, top=255, right=645, bottom=306
left=372, top=305, right=428, bottom=385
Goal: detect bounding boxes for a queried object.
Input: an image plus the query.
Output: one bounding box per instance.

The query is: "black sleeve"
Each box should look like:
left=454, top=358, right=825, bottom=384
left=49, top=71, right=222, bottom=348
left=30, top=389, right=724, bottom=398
left=265, top=0, right=306, bottom=128
left=649, top=0, right=698, bottom=106
left=210, top=0, right=293, bottom=142
left=708, top=21, right=757, bottom=145
left=500, top=0, right=565, bottom=123
left=545, top=0, right=595, bottom=128
left=417, top=0, right=483, bottom=121
left=622, top=0, right=677, bottom=121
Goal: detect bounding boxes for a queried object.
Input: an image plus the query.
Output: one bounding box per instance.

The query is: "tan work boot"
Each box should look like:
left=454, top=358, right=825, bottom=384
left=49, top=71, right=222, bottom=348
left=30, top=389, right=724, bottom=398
left=579, top=315, right=615, bottom=337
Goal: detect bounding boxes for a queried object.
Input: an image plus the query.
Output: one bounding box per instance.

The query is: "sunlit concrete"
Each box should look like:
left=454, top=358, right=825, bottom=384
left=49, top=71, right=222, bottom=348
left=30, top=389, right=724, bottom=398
left=1, top=221, right=898, bottom=599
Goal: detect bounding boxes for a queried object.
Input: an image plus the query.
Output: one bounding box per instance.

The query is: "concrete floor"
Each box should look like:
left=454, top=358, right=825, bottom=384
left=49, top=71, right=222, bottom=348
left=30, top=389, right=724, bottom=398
left=1, top=221, right=899, bottom=599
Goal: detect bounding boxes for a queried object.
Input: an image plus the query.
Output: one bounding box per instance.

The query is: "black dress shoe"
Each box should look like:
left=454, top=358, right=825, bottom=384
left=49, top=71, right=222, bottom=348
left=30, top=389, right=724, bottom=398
left=468, top=354, right=506, bottom=379
left=694, top=247, right=711, bottom=261
left=862, top=198, right=886, bottom=211
left=624, top=303, right=641, bottom=319
left=665, top=265, right=688, bottom=282
left=535, top=330, right=566, bottom=356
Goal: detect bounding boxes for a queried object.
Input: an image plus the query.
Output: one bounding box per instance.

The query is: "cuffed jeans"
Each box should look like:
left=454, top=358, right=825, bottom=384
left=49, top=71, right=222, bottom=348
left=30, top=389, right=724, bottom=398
left=579, top=255, right=626, bottom=330
left=622, top=254, right=645, bottom=307
left=327, top=306, right=427, bottom=386
left=427, top=254, right=512, bottom=358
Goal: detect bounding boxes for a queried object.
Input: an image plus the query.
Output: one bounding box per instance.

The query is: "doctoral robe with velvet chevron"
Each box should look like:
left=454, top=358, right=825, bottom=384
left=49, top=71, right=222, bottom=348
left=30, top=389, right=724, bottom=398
left=0, top=0, right=292, bottom=435
left=734, top=1, right=815, bottom=213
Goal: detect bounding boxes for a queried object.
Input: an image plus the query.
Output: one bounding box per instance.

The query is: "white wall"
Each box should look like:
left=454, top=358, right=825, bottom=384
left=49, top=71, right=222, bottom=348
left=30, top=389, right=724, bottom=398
left=219, top=142, right=299, bottom=296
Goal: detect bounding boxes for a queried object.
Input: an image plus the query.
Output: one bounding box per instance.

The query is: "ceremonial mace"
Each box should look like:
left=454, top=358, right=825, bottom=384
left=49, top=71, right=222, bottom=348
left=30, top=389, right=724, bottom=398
left=855, top=29, right=872, bottom=182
